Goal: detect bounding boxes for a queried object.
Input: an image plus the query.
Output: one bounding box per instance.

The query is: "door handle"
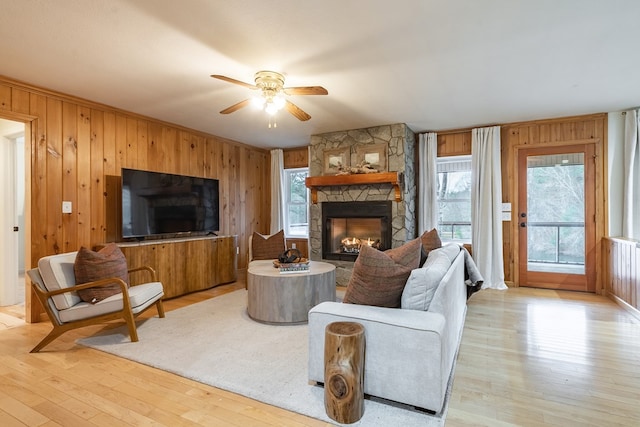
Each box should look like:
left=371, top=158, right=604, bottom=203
left=520, top=222, right=526, bottom=228
left=13, top=226, right=19, bottom=232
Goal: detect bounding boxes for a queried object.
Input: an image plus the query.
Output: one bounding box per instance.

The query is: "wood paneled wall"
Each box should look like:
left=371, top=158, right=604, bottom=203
left=433, top=114, right=607, bottom=290
left=437, top=130, right=472, bottom=157
left=603, top=237, right=640, bottom=316
left=283, top=146, right=308, bottom=169
left=0, top=76, right=270, bottom=322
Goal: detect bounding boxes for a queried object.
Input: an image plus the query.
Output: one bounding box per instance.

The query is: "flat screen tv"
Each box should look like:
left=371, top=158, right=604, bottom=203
left=121, top=168, right=220, bottom=240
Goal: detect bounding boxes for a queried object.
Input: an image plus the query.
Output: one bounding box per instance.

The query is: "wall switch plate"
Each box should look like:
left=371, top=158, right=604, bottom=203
left=62, top=201, right=72, bottom=214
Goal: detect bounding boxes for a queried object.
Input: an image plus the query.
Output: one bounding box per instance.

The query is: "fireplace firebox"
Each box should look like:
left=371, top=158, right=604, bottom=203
left=322, top=201, right=392, bottom=261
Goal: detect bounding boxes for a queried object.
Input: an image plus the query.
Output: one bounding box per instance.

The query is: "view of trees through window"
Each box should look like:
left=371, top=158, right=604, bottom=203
left=435, top=153, right=585, bottom=268
left=527, top=154, right=585, bottom=266
left=437, top=156, right=471, bottom=242
left=285, top=168, right=309, bottom=236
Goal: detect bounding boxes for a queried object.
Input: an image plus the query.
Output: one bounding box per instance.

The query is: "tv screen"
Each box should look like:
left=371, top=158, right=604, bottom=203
left=121, top=168, right=220, bottom=240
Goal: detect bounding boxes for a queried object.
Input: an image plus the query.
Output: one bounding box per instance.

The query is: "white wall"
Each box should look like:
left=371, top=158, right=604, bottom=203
left=607, top=111, right=625, bottom=237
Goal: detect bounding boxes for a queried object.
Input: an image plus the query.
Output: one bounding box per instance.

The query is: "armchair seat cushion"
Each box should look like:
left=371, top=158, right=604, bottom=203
left=58, top=281, right=164, bottom=323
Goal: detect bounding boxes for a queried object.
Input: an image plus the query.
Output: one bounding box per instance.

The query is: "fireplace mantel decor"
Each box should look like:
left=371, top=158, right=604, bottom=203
left=305, top=171, right=403, bottom=204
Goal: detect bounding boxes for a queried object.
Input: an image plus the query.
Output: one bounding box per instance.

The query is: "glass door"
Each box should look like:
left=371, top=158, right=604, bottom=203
left=517, top=144, right=596, bottom=292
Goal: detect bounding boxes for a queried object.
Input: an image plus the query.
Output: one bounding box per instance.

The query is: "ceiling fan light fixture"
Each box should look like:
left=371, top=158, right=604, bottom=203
left=272, top=94, right=286, bottom=109
left=212, top=70, right=326, bottom=122
left=265, top=102, right=280, bottom=116
left=262, top=94, right=286, bottom=116
left=251, top=96, right=266, bottom=109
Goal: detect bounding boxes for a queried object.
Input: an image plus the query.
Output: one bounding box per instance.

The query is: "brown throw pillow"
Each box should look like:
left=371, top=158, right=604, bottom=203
left=420, top=228, right=442, bottom=266
left=343, top=238, right=422, bottom=308
left=251, top=230, right=285, bottom=260
left=74, top=243, right=129, bottom=303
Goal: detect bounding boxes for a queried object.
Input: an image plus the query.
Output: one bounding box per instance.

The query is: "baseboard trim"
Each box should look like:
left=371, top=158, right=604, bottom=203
left=608, top=292, right=640, bottom=321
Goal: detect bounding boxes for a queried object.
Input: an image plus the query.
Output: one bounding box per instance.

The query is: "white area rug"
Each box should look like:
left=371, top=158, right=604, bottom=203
left=78, top=290, right=449, bottom=426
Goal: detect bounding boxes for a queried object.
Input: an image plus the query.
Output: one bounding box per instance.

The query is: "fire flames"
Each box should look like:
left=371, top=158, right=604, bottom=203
left=340, top=237, right=381, bottom=253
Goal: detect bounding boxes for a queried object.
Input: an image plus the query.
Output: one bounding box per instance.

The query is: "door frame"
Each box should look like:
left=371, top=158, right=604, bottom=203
left=0, top=111, right=35, bottom=319
left=516, top=143, right=597, bottom=292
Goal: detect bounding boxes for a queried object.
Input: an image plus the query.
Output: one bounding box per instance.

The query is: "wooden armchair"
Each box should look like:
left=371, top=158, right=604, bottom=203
left=27, top=251, right=165, bottom=353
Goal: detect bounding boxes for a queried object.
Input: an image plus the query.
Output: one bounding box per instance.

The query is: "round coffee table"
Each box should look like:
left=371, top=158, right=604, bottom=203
left=247, top=260, right=336, bottom=324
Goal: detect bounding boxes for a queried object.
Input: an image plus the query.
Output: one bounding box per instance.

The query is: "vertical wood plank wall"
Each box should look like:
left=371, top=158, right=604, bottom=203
left=283, top=146, right=309, bottom=169
left=0, top=77, right=270, bottom=322
left=603, top=237, right=640, bottom=315
left=435, top=114, right=607, bottom=289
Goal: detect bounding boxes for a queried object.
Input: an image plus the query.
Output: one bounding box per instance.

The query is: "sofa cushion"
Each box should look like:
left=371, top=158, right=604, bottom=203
left=401, top=249, right=452, bottom=311
left=419, top=228, right=442, bottom=266
left=74, top=243, right=130, bottom=304
left=437, top=242, right=462, bottom=263
left=343, top=238, right=422, bottom=308
left=251, top=230, right=285, bottom=260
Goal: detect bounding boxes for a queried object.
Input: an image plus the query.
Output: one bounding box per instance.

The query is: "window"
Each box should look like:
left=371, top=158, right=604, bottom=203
left=284, top=168, right=309, bottom=237
left=436, top=155, right=471, bottom=242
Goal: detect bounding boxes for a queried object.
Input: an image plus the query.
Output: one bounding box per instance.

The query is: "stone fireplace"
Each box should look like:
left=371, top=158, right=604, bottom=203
left=308, top=123, right=416, bottom=286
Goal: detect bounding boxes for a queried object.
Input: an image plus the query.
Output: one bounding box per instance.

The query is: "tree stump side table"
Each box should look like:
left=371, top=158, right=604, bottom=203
left=324, top=321, right=365, bottom=424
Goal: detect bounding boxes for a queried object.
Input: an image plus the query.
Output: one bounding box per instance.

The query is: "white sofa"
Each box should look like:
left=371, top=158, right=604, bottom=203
left=308, top=244, right=467, bottom=413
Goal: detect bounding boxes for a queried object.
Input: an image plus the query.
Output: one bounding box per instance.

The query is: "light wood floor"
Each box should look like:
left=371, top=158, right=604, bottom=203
left=1, top=282, right=639, bottom=426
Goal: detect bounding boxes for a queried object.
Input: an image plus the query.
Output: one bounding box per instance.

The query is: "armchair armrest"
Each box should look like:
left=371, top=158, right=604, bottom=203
left=127, top=265, right=158, bottom=283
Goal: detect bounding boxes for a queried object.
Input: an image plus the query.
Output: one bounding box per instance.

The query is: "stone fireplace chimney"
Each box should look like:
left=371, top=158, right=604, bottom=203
left=308, top=123, right=416, bottom=286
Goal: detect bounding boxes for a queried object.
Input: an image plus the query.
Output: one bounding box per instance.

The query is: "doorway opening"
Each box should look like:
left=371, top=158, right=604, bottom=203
left=0, top=118, right=26, bottom=323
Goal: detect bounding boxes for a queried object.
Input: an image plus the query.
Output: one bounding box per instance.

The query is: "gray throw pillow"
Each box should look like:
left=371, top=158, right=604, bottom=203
left=401, top=249, right=451, bottom=311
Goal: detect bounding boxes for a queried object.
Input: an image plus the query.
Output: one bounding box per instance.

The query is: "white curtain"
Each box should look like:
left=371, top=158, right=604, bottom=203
left=623, top=110, right=640, bottom=240
left=471, top=126, right=507, bottom=290
left=418, top=132, right=439, bottom=233
left=270, top=148, right=285, bottom=233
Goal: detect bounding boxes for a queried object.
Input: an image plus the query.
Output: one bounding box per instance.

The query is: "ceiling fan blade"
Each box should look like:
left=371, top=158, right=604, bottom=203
left=211, top=75, right=258, bottom=90
left=283, top=86, right=328, bottom=96
left=220, top=99, right=250, bottom=114
left=285, top=100, right=311, bottom=121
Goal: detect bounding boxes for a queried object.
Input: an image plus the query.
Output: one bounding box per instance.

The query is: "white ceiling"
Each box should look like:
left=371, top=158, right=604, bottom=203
left=1, top=0, right=639, bottom=149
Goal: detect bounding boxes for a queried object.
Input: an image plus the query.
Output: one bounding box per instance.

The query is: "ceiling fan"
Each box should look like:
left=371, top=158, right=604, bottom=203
left=211, top=71, right=328, bottom=122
